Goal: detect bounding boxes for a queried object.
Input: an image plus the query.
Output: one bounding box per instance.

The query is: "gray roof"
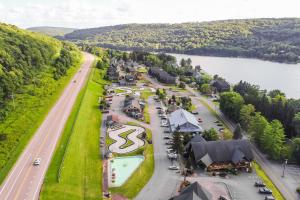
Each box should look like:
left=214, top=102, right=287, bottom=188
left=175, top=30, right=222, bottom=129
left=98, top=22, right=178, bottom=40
left=191, top=139, right=253, bottom=164
left=169, top=109, right=203, bottom=133
left=173, top=182, right=212, bottom=200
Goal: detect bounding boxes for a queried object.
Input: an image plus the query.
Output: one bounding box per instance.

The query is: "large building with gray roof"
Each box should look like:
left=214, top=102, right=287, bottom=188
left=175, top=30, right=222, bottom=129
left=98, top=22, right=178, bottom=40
left=169, top=109, right=203, bottom=133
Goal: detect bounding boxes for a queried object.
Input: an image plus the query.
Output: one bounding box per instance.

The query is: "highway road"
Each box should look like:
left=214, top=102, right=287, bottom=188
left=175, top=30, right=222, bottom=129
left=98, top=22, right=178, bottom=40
left=0, top=52, right=95, bottom=200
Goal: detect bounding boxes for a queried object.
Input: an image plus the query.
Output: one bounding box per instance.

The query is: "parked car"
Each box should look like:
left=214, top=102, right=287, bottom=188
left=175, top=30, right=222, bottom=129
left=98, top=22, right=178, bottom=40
left=164, top=130, right=171, bottom=133
left=166, top=146, right=173, bottom=150
left=168, top=165, right=179, bottom=170
left=156, top=107, right=162, bottom=109
left=165, top=141, right=174, bottom=145
left=163, top=136, right=171, bottom=140
left=198, top=118, right=203, bottom=122
left=259, top=188, right=272, bottom=194
left=214, top=120, right=220, bottom=123
left=34, top=158, right=41, bottom=166
left=192, top=111, right=199, bottom=115
left=168, top=153, right=178, bottom=159
left=264, top=196, right=275, bottom=200
left=102, top=110, right=109, bottom=113
left=254, top=181, right=266, bottom=187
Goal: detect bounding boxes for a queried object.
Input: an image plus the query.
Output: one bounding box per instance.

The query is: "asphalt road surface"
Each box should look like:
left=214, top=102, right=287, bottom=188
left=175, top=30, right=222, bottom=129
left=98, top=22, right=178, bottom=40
left=0, top=52, right=95, bottom=200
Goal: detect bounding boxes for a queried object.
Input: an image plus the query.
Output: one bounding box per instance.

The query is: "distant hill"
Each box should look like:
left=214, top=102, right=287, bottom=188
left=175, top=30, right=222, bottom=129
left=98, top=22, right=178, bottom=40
left=27, top=26, right=77, bottom=37
left=64, top=18, right=300, bottom=63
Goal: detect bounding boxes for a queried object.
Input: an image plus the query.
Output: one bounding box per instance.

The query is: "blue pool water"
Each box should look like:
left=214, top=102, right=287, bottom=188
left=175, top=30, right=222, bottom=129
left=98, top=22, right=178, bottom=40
left=110, top=156, right=144, bottom=187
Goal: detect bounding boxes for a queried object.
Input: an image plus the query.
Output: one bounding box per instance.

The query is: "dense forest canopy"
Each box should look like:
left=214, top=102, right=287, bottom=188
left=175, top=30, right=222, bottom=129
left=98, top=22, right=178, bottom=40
left=27, top=26, right=77, bottom=37
left=0, top=23, right=80, bottom=119
left=64, top=18, right=300, bottom=63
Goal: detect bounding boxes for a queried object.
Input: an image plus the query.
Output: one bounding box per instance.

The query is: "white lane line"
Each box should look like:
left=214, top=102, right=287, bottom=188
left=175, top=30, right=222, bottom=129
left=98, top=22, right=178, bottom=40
left=3, top=153, right=33, bottom=200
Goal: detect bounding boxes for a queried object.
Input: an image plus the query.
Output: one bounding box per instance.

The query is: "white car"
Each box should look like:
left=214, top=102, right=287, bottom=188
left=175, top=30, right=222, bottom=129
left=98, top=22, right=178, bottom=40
left=161, top=123, right=169, bottom=127
left=168, top=165, right=179, bottom=170
left=168, top=153, right=178, bottom=159
left=34, top=158, right=41, bottom=166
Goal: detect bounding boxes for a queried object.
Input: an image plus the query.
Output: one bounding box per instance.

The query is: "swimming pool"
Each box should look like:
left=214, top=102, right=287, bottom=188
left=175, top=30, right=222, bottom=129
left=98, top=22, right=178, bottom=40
left=109, top=156, right=144, bottom=187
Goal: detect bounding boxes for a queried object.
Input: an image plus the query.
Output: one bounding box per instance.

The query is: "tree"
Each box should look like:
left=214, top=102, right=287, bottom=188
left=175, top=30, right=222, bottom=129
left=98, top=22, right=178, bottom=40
left=172, top=132, right=183, bottom=154
left=219, top=92, right=245, bottom=121
left=233, top=123, right=243, bottom=140
left=261, top=120, right=285, bottom=160
left=268, top=89, right=285, bottom=98
left=200, top=84, right=212, bottom=95
left=248, top=112, right=269, bottom=144
left=239, top=104, right=255, bottom=131
left=293, top=112, right=300, bottom=136
left=202, top=128, right=219, bottom=141
left=179, top=82, right=186, bottom=89
left=292, top=138, right=300, bottom=164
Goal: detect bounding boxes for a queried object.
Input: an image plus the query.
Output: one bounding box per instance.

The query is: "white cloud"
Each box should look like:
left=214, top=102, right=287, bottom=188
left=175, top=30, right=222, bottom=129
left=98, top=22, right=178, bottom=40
left=0, top=0, right=300, bottom=28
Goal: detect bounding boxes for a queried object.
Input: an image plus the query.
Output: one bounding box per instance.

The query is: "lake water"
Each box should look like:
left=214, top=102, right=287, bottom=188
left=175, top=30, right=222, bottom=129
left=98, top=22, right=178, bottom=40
left=171, top=54, right=300, bottom=99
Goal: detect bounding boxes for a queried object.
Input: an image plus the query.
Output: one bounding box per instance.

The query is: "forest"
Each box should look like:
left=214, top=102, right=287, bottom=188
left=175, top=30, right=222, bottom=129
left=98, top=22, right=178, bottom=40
left=0, top=23, right=81, bottom=175
left=64, top=18, right=300, bottom=63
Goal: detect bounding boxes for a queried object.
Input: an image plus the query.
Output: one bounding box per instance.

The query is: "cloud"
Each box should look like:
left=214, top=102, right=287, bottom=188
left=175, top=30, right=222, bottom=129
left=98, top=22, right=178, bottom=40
left=0, top=0, right=300, bottom=28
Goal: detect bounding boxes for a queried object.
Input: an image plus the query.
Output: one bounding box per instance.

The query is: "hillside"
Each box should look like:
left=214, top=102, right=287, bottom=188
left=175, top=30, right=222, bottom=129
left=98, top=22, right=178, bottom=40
left=0, top=23, right=81, bottom=180
left=27, top=26, right=77, bottom=37
left=64, top=18, right=300, bottom=63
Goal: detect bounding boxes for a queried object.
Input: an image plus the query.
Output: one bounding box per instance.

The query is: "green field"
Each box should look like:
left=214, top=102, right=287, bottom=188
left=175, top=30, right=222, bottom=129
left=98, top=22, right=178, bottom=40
left=41, top=64, right=108, bottom=199
left=110, top=128, right=154, bottom=199
left=0, top=54, right=82, bottom=184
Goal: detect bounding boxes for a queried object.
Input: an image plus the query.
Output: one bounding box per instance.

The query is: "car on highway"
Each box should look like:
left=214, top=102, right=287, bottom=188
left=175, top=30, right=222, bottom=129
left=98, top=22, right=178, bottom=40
left=254, top=181, right=266, bottom=187
left=259, top=187, right=272, bottom=194
left=33, top=158, right=41, bottom=166
left=168, top=165, right=179, bottom=170
left=264, top=196, right=275, bottom=200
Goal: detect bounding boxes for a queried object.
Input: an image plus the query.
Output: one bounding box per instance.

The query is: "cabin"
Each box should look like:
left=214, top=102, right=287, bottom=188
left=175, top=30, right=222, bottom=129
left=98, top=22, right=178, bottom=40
left=119, top=74, right=137, bottom=86
left=148, top=67, right=177, bottom=84
left=107, top=63, right=120, bottom=81
left=185, top=138, right=253, bottom=171
left=211, top=79, right=230, bottom=93
left=123, top=95, right=142, bottom=119
left=170, top=182, right=212, bottom=200
left=168, top=109, right=203, bottom=133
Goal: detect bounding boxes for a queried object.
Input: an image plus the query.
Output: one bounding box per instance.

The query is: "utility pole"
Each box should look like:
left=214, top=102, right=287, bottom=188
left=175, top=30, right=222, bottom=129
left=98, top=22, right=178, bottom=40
left=282, top=159, right=288, bottom=177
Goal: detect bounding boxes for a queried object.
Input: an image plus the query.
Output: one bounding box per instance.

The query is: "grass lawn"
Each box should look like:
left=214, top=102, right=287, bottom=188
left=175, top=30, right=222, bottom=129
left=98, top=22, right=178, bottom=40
left=110, top=128, right=154, bottom=199
left=253, top=162, right=284, bottom=200
left=40, top=64, right=109, bottom=200
left=119, top=129, right=136, bottom=149
left=0, top=54, right=82, bottom=184
left=140, top=91, right=153, bottom=124
left=115, top=89, right=125, bottom=93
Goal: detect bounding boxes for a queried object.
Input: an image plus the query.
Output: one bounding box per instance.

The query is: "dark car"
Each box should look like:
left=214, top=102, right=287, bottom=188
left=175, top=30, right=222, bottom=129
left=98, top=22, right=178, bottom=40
left=192, top=111, right=199, bottom=115
left=219, top=196, right=228, bottom=200
left=163, top=136, right=171, bottom=140
left=254, top=181, right=266, bottom=187
left=102, top=110, right=109, bottom=113
left=164, top=130, right=171, bottom=133
left=259, top=187, right=272, bottom=194
left=156, top=107, right=162, bottom=109
left=264, top=196, right=275, bottom=200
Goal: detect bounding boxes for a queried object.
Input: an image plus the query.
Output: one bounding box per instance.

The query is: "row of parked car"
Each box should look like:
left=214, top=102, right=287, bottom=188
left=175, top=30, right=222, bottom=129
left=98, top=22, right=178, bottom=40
left=254, top=181, right=275, bottom=200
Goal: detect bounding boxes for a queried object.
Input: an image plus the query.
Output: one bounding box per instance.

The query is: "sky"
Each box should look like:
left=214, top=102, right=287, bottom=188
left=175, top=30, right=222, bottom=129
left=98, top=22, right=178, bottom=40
left=1, top=0, right=300, bottom=29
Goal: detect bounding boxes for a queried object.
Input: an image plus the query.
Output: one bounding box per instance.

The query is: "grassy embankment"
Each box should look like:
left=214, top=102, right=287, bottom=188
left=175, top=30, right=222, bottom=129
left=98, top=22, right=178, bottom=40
left=110, top=126, right=154, bottom=199
left=0, top=53, right=82, bottom=184
left=40, top=63, right=109, bottom=199
left=253, top=162, right=284, bottom=200
left=140, top=90, right=154, bottom=124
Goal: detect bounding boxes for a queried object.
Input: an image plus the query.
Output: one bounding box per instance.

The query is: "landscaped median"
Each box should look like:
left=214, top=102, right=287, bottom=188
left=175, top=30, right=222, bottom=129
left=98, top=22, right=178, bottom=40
left=253, top=162, right=284, bottom=200
left=40, top=63, right=109, bottom=199
left=107, top=122, right=154, bottom=199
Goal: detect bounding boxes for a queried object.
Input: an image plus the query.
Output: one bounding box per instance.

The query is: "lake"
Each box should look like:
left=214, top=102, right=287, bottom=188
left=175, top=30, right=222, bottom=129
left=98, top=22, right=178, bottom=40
left=171, top=54, right=300, bottom=99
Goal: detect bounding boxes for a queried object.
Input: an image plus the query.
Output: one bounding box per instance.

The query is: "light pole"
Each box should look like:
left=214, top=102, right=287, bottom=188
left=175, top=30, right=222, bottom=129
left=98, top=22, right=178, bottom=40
left=282, top=159, right=288, bottom=177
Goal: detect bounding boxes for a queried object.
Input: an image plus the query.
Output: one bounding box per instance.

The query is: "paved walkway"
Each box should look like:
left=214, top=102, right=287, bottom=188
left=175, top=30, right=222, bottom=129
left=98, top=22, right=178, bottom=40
left=108, top=125, right=145, bottom=154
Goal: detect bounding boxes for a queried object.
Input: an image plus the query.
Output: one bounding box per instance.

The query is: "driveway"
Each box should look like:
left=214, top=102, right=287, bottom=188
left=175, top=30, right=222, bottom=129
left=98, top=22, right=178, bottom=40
left=135, top=97, right=180, bottom=200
